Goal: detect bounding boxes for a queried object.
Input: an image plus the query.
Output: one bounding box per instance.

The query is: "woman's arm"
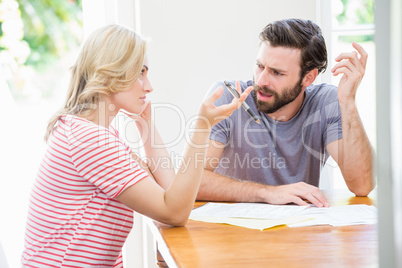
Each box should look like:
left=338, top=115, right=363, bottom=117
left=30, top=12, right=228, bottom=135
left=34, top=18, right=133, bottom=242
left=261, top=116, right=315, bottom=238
left=134, top=115, right=175, bottom=190
left=118, top=83, right=253, bottom=226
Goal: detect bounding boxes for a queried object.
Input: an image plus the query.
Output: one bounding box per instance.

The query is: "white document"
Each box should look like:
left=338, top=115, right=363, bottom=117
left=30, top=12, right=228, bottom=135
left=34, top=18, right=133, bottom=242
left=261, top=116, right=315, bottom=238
left=288, top=204, right=377, bottom=227
left=189, top=215, right=313, bottom=231
left=189, top=203, right=377, bottom=230
left=190, top=202, right=308, bottom=220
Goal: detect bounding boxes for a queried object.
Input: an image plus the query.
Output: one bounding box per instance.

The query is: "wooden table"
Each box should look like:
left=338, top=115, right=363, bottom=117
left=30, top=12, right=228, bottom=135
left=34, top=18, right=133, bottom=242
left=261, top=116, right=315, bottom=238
left=146, top=190, right=377, bottom=268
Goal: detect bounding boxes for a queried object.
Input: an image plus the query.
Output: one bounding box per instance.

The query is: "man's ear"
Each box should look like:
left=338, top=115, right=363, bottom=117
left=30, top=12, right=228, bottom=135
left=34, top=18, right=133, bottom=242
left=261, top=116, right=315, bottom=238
left=302, top=68, right=318, bottom=87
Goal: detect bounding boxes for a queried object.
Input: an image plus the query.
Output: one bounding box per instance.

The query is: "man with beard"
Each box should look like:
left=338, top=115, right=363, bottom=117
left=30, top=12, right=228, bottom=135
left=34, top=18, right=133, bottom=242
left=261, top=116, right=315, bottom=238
left=196, top=19, right=375, bottom=207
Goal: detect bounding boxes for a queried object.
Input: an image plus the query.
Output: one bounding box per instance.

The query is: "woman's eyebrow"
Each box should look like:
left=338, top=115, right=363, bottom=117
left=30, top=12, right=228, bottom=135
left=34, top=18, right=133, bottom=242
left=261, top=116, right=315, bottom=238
left=143, top=65, right=149, bottom=70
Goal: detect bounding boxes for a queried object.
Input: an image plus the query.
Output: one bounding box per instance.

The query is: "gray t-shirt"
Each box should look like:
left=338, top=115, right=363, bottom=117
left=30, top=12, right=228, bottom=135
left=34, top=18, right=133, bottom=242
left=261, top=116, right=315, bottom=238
left=208, top=80, right=342, bottom=187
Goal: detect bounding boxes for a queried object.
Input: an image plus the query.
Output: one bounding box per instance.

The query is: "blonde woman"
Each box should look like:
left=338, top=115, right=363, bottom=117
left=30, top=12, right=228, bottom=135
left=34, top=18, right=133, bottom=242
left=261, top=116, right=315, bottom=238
left=21, top=24, right=252, bottom=267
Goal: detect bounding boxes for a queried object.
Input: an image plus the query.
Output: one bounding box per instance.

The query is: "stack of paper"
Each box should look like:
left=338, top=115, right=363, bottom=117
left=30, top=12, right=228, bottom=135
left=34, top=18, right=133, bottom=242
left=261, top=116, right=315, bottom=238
left=190, top=202, right=308, bottom=219
left=189, top=202, right=377, bottom=230
left=287, top=204, right=377, bottom=227
left=190, top=203, right=312, bottom=230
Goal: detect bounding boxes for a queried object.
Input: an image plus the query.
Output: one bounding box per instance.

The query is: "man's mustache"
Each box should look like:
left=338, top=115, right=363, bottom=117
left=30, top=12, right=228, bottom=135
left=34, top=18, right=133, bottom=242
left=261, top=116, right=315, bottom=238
left=254, top=85, right=276, bottom=96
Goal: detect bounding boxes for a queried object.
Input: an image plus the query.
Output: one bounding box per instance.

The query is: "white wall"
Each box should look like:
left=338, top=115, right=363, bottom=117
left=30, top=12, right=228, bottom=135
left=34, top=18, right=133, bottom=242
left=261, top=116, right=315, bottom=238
left=140, top=0, right=319, bottom=163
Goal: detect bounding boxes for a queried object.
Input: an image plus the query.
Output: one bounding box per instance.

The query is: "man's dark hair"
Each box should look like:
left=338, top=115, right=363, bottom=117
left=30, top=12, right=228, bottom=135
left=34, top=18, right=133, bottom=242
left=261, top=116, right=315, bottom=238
left=259, top=18, right=327, bottom=78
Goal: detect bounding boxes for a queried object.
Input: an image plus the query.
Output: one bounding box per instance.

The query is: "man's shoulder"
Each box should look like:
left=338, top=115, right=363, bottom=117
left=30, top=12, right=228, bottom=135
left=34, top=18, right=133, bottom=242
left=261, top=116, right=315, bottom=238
left=305, top=83, right=338, bottom=104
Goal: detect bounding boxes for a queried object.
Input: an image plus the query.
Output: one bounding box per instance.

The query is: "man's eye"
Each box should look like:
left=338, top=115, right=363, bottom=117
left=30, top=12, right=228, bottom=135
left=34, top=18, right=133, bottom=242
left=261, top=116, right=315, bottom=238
left=256, top=63, right=264, bottom=69
left=274, top=70, right=283, bottom=76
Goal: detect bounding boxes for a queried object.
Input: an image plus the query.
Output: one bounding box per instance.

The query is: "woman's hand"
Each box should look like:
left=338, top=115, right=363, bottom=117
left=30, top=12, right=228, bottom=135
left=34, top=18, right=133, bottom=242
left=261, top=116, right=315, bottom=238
left=197, top=81, right=253, bottom=129
left=122, top=98, right=152, bottom=138
left=122, top=97, right=151, bottom=122
left=138, top=98, right=151, bottom=121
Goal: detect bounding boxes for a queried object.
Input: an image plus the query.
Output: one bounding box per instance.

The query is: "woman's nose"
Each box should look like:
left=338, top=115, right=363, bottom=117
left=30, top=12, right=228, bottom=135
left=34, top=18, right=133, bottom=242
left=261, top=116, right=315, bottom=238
left=143, top=77, right=153, bottom=93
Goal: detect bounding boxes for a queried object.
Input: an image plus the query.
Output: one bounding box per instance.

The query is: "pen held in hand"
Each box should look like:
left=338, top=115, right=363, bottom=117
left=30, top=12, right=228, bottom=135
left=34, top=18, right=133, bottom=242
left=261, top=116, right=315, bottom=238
left=223, top=81, right=260, bottom=124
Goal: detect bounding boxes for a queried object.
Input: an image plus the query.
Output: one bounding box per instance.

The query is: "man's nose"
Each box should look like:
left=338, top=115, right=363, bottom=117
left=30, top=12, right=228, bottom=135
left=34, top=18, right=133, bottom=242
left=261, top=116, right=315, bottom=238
left=256, top=69, right=270, bottom=88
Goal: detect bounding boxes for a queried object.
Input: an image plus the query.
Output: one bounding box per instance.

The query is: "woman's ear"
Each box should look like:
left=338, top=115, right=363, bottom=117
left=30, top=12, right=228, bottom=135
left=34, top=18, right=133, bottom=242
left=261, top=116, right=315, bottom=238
left=302, top=68, right=318, bottom=87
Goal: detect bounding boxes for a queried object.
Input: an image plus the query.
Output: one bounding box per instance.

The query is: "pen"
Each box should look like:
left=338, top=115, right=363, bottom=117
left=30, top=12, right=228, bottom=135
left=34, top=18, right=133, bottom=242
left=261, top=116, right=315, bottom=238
left=223, top=81, right=261, bottom=124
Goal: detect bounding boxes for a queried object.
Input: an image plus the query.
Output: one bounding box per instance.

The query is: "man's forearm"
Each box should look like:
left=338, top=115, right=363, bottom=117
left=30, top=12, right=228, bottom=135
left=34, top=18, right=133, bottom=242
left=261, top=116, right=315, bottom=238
left=197, top=169, right=269, bottom=202
left=197, top=169, right=330, bottom=207
left=340, top=102, right=375, bottom=195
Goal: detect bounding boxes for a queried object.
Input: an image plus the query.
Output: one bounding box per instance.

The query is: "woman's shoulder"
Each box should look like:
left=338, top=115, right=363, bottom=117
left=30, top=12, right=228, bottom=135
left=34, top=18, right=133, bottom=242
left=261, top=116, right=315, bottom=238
left=58, top=114, right=119, bottom=146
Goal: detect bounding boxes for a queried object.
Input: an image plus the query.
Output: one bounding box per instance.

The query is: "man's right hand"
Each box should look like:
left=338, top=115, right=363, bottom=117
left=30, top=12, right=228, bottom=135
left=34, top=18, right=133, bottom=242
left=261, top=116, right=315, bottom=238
left=260, top=182, right=330, bottom=207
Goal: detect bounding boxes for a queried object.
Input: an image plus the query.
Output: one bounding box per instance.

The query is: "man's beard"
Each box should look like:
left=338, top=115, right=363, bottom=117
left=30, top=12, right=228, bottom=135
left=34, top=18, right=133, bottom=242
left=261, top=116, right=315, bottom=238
left=253, top=77, right=303, bottom=114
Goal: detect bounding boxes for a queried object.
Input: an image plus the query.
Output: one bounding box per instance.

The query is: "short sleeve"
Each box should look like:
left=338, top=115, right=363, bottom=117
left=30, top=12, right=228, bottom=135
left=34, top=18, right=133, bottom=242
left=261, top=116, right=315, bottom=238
left=66, top=122, right=148, bottom=198
left=323, top=90, right=342, bottom=147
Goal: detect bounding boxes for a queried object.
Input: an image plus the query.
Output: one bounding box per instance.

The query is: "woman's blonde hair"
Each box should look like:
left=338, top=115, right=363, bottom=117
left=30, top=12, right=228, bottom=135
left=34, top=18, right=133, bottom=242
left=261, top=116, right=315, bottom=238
left=44, top=24, right=147, bottom=141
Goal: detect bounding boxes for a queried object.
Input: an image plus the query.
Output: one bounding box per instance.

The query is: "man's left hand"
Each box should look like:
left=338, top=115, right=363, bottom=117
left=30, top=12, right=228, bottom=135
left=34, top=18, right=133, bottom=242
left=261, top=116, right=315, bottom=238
left=331, top=42, right=368, bottom=104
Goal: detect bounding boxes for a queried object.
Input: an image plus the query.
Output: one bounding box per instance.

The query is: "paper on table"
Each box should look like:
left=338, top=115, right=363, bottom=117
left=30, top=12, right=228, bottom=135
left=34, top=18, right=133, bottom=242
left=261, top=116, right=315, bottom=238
left=189, top=202, right=311, bottom=230
left=288, top=204, right=377, bottom=227
left=189, top=203, right=377, bottom=230
left=189, top=215, right=313, bottom=231
left=190, top=202, right=308, bottom=220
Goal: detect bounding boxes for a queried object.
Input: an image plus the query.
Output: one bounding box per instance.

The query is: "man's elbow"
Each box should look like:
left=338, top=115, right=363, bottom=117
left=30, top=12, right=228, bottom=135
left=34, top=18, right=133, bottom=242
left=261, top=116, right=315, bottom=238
left=350, top=175, right=376, bottom=197
left=352, top=187, right=373, bottom=197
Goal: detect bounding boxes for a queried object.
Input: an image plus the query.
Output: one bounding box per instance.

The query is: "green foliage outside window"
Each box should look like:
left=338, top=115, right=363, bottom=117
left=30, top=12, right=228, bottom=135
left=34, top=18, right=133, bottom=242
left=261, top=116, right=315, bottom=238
left=336, top=0, right=375, bottom=43
left=0, top=0, right=82, bottom=100
left=17, top=0, right=82, bottom=70
left=336, top=0, right=374, bottom=25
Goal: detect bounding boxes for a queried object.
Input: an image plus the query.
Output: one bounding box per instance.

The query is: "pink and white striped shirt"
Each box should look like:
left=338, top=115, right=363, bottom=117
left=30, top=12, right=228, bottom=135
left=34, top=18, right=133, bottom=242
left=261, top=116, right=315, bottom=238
left=22, top=114, right=148, bottom=267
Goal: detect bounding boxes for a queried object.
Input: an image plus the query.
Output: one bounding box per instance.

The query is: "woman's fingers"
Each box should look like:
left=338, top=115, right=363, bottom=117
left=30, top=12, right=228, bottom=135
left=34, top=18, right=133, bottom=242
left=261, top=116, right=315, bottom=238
left=204, top=86, right=224, bottom=107
left=240, top=86, right=253, bottom=101
left=199, top=82, right=252, bottom=127
left=224, top=85, right=253, bottom=113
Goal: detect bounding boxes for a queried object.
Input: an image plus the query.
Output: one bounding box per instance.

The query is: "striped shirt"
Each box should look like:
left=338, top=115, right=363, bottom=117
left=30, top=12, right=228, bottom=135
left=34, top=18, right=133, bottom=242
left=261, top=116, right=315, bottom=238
left=22, top=114, right=148, bottom=267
